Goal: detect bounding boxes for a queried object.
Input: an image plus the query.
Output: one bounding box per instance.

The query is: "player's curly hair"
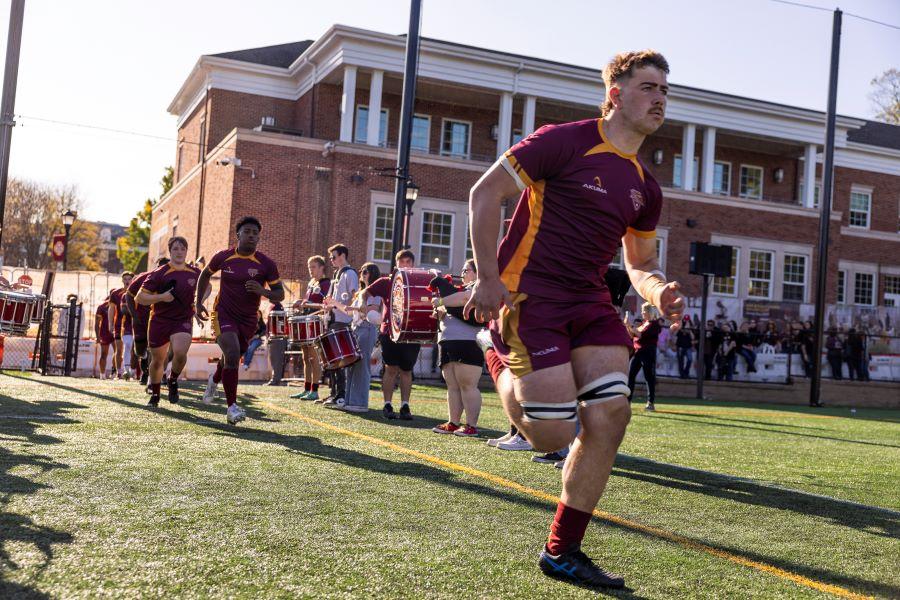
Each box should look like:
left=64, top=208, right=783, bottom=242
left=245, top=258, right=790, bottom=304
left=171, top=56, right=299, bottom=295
left=235, top=216, right=262, bottom=233
left=601, top=50, right=669, bottom=116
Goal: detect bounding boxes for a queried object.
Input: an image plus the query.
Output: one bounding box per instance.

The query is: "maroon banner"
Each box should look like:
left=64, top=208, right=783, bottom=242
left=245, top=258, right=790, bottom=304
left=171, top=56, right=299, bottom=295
left=51, top=234, right=67, bottom=262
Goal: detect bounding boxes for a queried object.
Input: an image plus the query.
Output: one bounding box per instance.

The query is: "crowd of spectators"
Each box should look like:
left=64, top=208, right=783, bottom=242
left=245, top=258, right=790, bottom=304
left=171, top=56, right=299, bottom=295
left=650, top=316, right=891, bottom=382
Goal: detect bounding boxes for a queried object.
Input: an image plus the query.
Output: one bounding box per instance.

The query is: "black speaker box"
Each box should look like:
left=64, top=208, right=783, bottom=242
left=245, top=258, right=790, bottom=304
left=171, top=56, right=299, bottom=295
left=689, top=242, right=733, bottom=277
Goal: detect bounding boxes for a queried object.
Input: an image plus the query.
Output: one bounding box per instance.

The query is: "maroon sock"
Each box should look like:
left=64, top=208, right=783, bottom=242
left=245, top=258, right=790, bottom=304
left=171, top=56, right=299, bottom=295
left=304, top=381, right=312, bottom=392
left=222, top=367, right=238, bottom=406
left=312, top=383, right=319, bottom=392
left=213, top=360, right=223, bottom=384
left=150, top=383, right=161, bottom=395
left=485, top=349, right=506, bottom=386
left=546, top=503, right=593, bottom=555
left=170, top=370, right=180, bottom=382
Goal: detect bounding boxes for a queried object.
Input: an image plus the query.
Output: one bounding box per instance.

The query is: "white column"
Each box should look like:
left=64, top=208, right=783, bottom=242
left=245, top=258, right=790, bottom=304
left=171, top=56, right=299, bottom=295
left=339, top=65, right=357, bottom=143
left=522, top=95, right=536, bottom=137
left=681, top=123, right=696, bottom=191
left=701, top=127, right=716, bottom=194
left=366, top=69, right=384, bottom=147
left=496, top=92, right=513, bottom=157
left=803, top=143, right=817, bottom=208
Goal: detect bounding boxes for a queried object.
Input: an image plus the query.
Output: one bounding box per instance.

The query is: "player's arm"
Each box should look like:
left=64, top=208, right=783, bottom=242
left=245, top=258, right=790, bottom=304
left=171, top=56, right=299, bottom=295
left=433, top=289, right=471, bottom=309
left=622, top=231, right=684, bottom=326
left=124, top=292, right=137, bottom=316
left=94, top=314, right=102, bottom=339
left=195, top=267, right=214, bottom=321
left=135, top=287, right=173, bottom=306
left=263, top=281, right=285, bottom=304
left=464, top=160, right=521, bottom=322
left=107, top=302, right=116, bottom=335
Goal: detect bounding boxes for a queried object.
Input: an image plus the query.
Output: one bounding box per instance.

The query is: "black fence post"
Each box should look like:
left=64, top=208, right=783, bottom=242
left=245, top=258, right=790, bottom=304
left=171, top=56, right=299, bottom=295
left=64, top=297, right=77, bottom=376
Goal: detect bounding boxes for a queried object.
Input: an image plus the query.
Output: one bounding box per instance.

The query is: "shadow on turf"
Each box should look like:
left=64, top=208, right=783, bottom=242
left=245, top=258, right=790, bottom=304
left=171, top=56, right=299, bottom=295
left=350, top=407, right=506, bottom=439
left=0, top=387, right=79, bottom=598
left=12, top=376, right=898, bottom=598
left=658, top=398, right=900, bottom=425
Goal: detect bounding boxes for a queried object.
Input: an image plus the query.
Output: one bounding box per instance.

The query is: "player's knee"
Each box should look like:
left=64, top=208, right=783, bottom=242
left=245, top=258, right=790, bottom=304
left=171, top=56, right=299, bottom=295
left=581, top=396, right=631, bottom=435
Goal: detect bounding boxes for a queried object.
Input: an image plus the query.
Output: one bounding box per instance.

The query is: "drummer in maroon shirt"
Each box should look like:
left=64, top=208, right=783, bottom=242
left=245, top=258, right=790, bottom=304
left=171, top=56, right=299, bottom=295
left=289, top=255, right=331, bottom=400
left=136, top=237, right=200, bottom=407
left=625, top=302, right=661, bottom=411
left=195, top=217, right=284, bottom=425
left=362, top=249, right=419, bottom=421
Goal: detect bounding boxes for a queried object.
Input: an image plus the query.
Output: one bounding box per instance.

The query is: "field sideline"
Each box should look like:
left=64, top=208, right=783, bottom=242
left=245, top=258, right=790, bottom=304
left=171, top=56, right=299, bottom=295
left=1, top=371, right=898, bottom=599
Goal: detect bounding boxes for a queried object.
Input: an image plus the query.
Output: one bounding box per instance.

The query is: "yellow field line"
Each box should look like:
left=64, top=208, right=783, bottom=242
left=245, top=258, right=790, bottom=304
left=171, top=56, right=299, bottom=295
left=259, top=401, right=871, bottom=600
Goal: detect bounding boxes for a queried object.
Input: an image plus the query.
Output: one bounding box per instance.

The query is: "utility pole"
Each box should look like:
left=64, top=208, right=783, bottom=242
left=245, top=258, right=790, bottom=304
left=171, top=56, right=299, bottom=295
left=810, top=8, right=842, bottom=408
left=0, top=0, right=26, bottom=266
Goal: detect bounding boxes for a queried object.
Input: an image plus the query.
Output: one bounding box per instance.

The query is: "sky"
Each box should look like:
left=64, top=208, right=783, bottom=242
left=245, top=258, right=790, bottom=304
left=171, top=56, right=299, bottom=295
left=1, top=0, right=897, bottom=226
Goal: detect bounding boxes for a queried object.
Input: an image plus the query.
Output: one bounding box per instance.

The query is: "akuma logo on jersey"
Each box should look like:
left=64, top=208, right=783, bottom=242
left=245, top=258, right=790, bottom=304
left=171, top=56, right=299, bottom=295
left=630, top=189, right=645, bottom=211
left=582, top=175, right=607, bottom=194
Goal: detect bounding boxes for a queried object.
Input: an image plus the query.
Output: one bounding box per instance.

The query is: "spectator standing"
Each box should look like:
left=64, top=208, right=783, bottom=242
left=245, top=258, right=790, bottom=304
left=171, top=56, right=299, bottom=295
left=716, top=323, right=737, bottom=381
left=704, top=320, right=721, bottom=380
left=845, top=328, right=868, bottom=381
left=825, top=328, right=844, bottom=380
left=675, top=318, right=694, bottom=379
left=626, top=303, right=662, bottom=411
left=734, top=322, right=758, bottom=373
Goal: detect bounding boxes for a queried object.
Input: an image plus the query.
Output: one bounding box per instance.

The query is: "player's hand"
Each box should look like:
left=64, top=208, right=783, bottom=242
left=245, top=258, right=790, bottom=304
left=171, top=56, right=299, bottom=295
left=463, top=276, right=512, bottom=323
left=195, top=303, right=209, bottom=324
left=656, top=281, right=685, bottom=330
left=160, top=291, right=175, bottom=303
left=245, top=280, right=265, bottom=295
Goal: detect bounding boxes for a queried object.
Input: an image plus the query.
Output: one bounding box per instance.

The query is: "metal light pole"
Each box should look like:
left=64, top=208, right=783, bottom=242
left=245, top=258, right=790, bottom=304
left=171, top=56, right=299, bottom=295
left=810, top=9, right=842, bottom=408
left=389, top=0, right=423, bottom=270
left=62, top=209, right=76, bottom=271
left=0, top=0, right=26, bottom=265
left=402, top=182, right=418, bottom=249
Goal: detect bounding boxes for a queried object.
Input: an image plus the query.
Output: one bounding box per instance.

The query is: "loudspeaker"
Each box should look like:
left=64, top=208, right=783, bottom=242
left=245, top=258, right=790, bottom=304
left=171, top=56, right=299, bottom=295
left=690, top=242, right=733, bottom=277
left=604, top=267, right=631, bottom=307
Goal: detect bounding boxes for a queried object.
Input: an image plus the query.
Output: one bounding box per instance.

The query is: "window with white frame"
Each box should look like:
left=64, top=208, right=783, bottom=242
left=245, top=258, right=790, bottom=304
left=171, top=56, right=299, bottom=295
left=739, top=165, right=763, bottom=199
left=464, top=216, right=473, bottom=261
left=837, top=270, right=846, bottom=304
left=799, top=180, right=822, bottom=209
left=441, top=119, right=471, bottom=158
left=411, top=115, right=430, bottom=152
left=748, top=250, right=773, bottom=298
left=354, top=105, right=388, bottom=146
left=371, top=205, right=395, bottom=262
left=849, top=189, right=871, bottom=228
left=172, top=216, right=179, bottom=238
left=420, top=211, right=453, bottom=267
left=673, top=155, right=699, bottom=188
left=854, top=272, right=874, bottom=305
left=511, top=129, right=524, bottom=145
left=883, top=274, right=900, bottom=306
left=713, top=161, right=731, bottom=195
left=712, top=247, right=739, bottom=296
left=782, top=254, right=807, bottom=302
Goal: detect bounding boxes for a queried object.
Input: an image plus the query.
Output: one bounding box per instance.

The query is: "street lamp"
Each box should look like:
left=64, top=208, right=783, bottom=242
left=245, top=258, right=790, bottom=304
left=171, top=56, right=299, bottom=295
left=402, top=181, right=419, bottom=249
left=62, top=209, right=76, bottom=271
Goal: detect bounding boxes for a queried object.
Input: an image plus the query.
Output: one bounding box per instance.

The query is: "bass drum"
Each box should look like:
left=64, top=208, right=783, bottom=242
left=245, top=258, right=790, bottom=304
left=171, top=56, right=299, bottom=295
left=390, top=268, right=437, bottom=344
left=316, top=328, right=360, bottom=370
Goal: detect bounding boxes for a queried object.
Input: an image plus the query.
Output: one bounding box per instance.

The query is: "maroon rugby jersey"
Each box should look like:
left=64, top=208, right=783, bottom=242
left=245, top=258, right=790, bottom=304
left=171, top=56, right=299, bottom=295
left=634, top=319, right=662, bottom=351
left=499, top=119, right=662, bottom=301
left=96, top=301, right=113, bottom=343
left=127, top=272, right=151, bottom=321
left=108, top=288, right=132, bottom=336
left=304, top=277, right=331, bottom=304
left=141, top=263, right=201, bottom=321
left=207, top=248, right=281, bottom=324
left=366, top=276, right=392, bottom=335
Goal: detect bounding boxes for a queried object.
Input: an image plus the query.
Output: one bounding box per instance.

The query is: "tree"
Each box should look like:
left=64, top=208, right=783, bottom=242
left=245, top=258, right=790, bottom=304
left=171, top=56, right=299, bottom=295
left=0, top=179, right=101, bottom=270
left=115, top=166, right=173, bottom=272
left=870, top=68, right=900, bottom=125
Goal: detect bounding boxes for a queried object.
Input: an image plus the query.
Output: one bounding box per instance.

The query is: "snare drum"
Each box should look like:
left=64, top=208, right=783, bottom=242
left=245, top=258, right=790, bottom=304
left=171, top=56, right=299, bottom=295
left=267, top=310, right=289, bottom=338
left=30, top=294, right=47, bottom=323
left=316, top=328, right=360, bottom=370
left=0, top=289, right=38, bottom=335
left=391, top=268, right=438, bottom=343
left=289, top=314, right=325, bottom=345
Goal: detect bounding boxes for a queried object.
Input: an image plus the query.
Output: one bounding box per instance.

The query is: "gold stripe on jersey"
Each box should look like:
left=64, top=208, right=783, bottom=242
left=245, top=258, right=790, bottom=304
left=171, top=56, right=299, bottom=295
left=583, top=120, right=645, bottom=182
left=499, top=293, right=533, bottom=377
left=223, top=251, right=261, bottom=265
left=627, top=227, right=657, bottom=239
left=503, top=150, right=535, bottom=188
left=500, top=181, right=545, bottom=292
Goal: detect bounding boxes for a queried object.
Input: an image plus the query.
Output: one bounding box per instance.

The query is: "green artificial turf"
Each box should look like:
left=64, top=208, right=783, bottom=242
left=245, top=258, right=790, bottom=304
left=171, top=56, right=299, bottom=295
left=1, top=371, right=897, bottom=599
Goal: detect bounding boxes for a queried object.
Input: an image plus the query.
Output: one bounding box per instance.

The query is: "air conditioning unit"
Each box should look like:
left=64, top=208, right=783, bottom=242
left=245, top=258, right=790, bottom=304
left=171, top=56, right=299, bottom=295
left=261, top=116, right=276, bottom=127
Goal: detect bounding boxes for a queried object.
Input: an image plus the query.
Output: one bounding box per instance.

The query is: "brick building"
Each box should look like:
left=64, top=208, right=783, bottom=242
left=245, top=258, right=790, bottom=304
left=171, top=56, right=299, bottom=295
left=153, top=25, right=900, bottom=323
left=92, top=221, right=127, bottom=273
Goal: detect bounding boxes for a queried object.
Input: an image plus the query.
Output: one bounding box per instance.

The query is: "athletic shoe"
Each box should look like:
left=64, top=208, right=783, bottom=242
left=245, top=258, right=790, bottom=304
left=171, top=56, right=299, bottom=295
left=497, top=434, right=532, bottom=451
left=475, top=328, right=494, bottom=354
left=226, top=404, right=245, bottom=425
left=532, top=451, right=566, bottom=464
left=306, top=391, right=320, bottom=402
left=139, top=371, right=149, bottom=386
left=123, top=371, right=132, bottom=381
left=554, top=459, right=566, bottom=469
left=432, top=422, right=461, bottom=434
left=167, top=380, right=180, bottom=404
left=145, top=384, right=152, bottom=395
left=538, top=547, right=625, bottom=589
left=644, top=402, right=655, bottom=412
left=487, top=431, right=514, bottom=447
left=324, top=397, right=346, bottom=410
left=289, top=390, right=309, bottom=399
left=399, top=404, right=413, bottom=420
left=453, top=425, right=479, bottom=437
left=202, top=374, right=217, bottom=404
left=340, top=405, right=368, bottom=413
left=382, top=403, right=397, bottom=420
left=147, top=394, right=160, bottom=407
left=314, top=394, right=329, bottom=404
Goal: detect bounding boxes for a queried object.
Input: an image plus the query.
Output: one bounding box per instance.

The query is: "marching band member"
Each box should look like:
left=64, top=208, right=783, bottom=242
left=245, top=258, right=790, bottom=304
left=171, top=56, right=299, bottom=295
left=290, top=255, right=331, bottom=400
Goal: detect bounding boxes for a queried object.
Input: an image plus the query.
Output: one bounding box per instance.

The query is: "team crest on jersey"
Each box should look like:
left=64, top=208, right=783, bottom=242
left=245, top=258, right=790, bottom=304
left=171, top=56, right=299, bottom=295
left=630, top=189, right=645, bottom=211
left=188, top=278, right=196, bottom=286
left=248, top=268, right=259, bottom=278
